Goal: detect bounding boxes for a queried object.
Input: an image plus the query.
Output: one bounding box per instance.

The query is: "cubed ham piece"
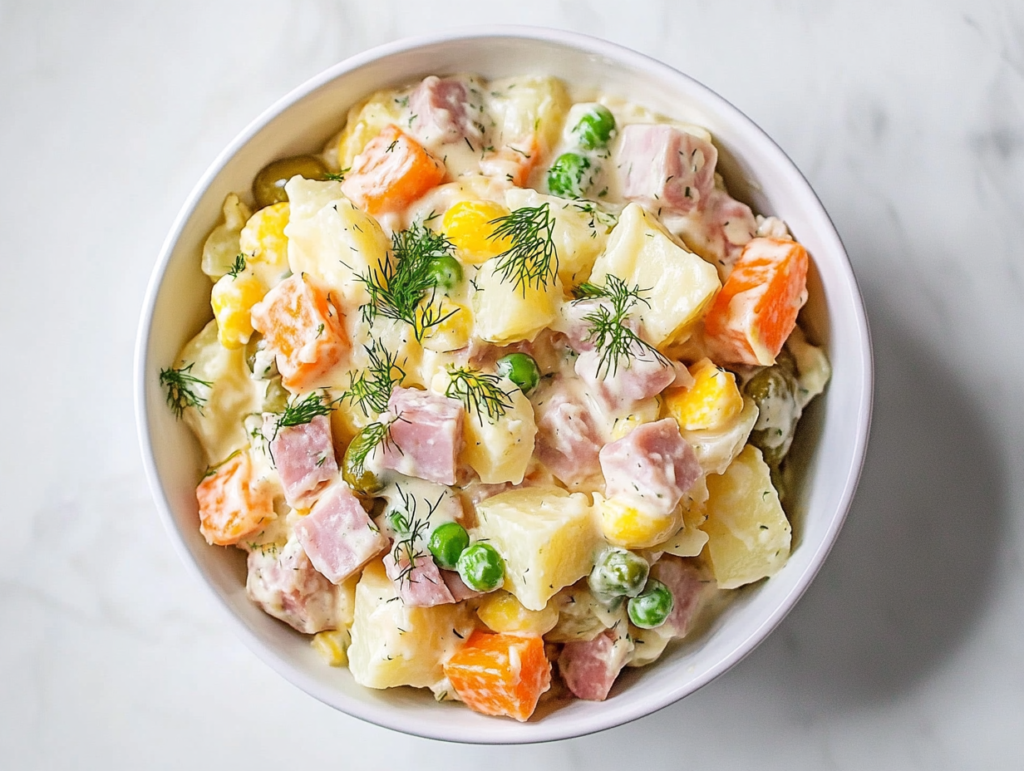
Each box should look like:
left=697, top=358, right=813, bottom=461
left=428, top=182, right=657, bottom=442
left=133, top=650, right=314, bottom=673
left=649, top=556, right=709, bottom=639
left=246, top=535, right=339, bottom=634
left=558, top=624, right=634, bottom=701
left=294, top=483, right=387, bottom=584
left=409, top=75, right=483, bottom=146
left=265, top=413, right=337, bottom=509
left=442, top=569, right=485, bottom=602
left=600, top=419, right=702, bottom=517
left=533, top=377, right=604, bottom=487
left=574, top=346, right=675, bottom=416
left=383, top=547, right=456, bottom=607
left=379, top=387, right=464, bottom=486
left=618, top=124, right=718, bottom=215
left=674, top=188, right=758, bottom=279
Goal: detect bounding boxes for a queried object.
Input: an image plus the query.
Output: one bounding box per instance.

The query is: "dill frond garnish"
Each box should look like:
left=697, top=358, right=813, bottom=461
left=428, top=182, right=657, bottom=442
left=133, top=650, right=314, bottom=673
left=445, top=366, right=513, bottom=424
left=346, top=416, right=402, bottom=477
left=358, top=222, right=458, bottom=340
left=570, top=201, right=618, bottom=236
left=323, top=167, right=349, bottom=182
left=572, top=275, right=668, bottom=378
left=487, top=203, right=558, bottom=294
left=226, top=253, right=246, bottom=279
left=159, top=363, right=212, bottom=419
left=342, top=339, right=405, bottom=417
left=389, top=485, right=443, bottom=585
left=267, top=391, right=341, bottom=445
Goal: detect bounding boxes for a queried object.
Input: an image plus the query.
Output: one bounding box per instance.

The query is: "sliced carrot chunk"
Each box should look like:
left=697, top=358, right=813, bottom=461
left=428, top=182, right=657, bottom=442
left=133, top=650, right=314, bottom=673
left=250, top=273, right=347, bottom=391
left=196, top=452, right=275, bottom=546
left=703, top=237, right=809, bottom=366
left=443, top=631, right=551, bottom=722
left=341, top=124, right=446, bottom=215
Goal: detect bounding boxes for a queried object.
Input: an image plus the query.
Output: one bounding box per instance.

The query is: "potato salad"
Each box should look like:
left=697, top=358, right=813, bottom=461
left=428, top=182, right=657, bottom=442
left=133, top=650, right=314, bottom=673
left=160, top=73, right=830, bottom=721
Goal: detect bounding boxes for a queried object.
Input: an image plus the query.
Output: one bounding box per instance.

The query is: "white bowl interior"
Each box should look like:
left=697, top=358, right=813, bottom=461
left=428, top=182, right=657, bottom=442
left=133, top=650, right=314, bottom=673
left=136, top=28, right=872, bottom=744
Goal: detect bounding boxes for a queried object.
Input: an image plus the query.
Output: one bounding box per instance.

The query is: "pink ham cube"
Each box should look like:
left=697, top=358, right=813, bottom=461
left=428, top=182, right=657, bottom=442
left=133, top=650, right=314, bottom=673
left=574, top=344, right=675, bottom=415
left=650, top=557, right=709, bottom=639
left=558, top=625, right=634, bottom=701
left=409, top=75, right=483, bottom=146
left=600, top=419, right=702, bottom=517
left=618, top=124, right=718, bottom=215
left=383, top=547, right=455, bottom=608
left=379, top=387, right=464, bottom=486
left=245, top=535, right=340, bottom=634
left=533, top=376, right=604, bottom=488
left=294, top=483, right=387, bottom=584
left=265, top=413, right=337, bottom=509
left=442, top=569, right=485, bottom=602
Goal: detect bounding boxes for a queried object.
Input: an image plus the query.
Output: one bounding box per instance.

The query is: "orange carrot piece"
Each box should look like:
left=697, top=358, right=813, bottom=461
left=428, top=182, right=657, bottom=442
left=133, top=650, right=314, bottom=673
left=443, top=631, right=551, bottom=722
left=341, top=124, right=446, bottom=215
left=250, top=273, right=347, bottom=391
left=703, top=237, right=809, bottom=366
left=196, top=452, right=275, bottom=546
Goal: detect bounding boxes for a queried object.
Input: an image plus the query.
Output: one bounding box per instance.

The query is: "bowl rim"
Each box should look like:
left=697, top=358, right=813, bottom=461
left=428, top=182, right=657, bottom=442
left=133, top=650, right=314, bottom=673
left=135, top=24, right=873, bottom=744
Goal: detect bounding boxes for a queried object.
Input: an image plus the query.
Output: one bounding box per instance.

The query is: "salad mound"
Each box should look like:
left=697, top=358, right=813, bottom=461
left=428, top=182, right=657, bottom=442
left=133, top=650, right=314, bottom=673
left=161, top=73, right=830, bottom=722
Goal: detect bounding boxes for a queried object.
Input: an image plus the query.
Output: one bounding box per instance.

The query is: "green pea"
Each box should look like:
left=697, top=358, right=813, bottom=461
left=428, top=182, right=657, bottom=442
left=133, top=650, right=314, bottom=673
left=385, top=508, right=410, bottom=536
left=428, top=522, right=470, bottom=570
left=342, top=426, right=385, bottom=496
left=547, top=152, right=591, bottom=198
left=588, top=547, right=650, bottom=598
left=744, top=366, right=799, bottom=467
left=457, top=542, right=505, bottom=593
left=252, top=154, right=328, bottom=208
left=426, top=255, right=463, bottom=293
left=573, top=105, right=616, bottom=150
left=261, top=377, right=290, bottom=414
left=627, top=579, right=674, bottom=629
left=496, top=353, right=540, bottom=394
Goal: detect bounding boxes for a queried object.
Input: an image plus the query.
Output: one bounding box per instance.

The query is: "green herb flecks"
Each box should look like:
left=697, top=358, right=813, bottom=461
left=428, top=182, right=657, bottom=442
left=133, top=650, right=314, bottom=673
left=226, top=253, right=247, bottom=279
left=269, top=391, right=340, bottom=444
left=358, top=222, right=458, bottom=341
left=345, top=416, right=402, bottom=477
left=342, top=340, right=406, bottom=417
left=159, top=363, right=212, bottom=419
left=487, top=203, right=558, bottom=295
left=572, top=274, right=668, bottom=379
left=445, top=366, right=513, bottom=424
left=323, top=167, right=349, bottom=182
left=389, top=485, right=444, bottom=585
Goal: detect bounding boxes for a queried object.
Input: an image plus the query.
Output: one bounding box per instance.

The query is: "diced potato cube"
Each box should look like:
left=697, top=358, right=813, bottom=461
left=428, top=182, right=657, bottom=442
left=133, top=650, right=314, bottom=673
left=421, top=299, right=471, bottom=353
left=662, top=358, right=743, bottom=431
left=312, top=629, right=351, bottom=667
left=202, top=193, right=252, bottom=279
left=486, top=76, right=571, bottom=154
left=347, top=561, right=474, bottom=689
left=504, top=188, right=612, bottom=288
left=702, top=445, right=791, bottom=589
left=335, top=88, right=405, bottom=170
left=284, top=177, right=391, bottom=307
left=476, top=590, right=558, bottom=636
left=210, top=272, right=265, bottom=349
left=472, top=486, right=598, bottom=611
left=239, top=202, right=291, bottom=288
left=471, top=258, right=560, bottom=344
left=589, top=203, right=720, bottom=347
left=176, top=320, right=264, bottom=464
left=651, top=480, right=709, bottom=558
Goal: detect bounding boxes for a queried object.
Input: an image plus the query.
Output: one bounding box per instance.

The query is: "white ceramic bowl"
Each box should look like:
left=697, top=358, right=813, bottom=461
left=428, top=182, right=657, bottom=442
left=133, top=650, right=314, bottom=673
left=135, top=26, right=872, bottom=743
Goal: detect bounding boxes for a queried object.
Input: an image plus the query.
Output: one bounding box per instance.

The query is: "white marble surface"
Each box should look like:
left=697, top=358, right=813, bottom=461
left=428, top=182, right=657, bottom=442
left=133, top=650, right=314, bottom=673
left=2, top=0, right=1023, bottom=767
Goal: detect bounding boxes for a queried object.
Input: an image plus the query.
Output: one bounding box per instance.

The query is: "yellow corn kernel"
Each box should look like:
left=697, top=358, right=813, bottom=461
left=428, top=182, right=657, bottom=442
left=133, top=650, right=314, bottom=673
left=211, top=273, right=265, bottom=349
left=442, top=201, right=513, bottom=264
left=597, top=496, right=680, bottom=550
left=420, top=299, right=471, bottom=353
left=311, top=629, right=351, bottom=667
left=239, top=202, right=290, bottom=285
left=477, top=590, right=559, bottom=636
left=662, top=358, right=743, bottom=431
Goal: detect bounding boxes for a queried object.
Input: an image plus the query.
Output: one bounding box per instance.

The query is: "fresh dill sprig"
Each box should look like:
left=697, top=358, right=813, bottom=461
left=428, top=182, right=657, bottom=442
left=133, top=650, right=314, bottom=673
left=358, top=222, right=458, bottom=341
left=487, top=203, right=558, bottom=294
left=572, top=275, right=668, bottom=378
left=342, top=339, right=405, bottom=417
left=323, top=167, right=349, bottom=182
left=345, top=416, right=402, bottom=478
left=389, top=486, right=443, bottom=585
left=268, top=391, right=340, bottom=444
left=445, top=366, right=513, bottom=424
left=570, top=201, right=618, bottom=236
left=159, top=363, right=212, bottom=419
left=226, top=253, right=246, bottom=279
